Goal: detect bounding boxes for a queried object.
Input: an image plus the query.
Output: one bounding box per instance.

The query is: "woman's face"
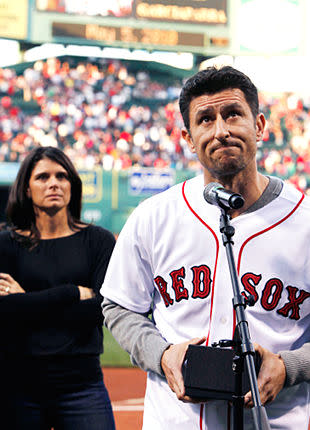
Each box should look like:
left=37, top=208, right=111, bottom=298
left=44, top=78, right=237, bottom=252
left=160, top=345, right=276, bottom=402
left=27, top=158, right=71, bottom=214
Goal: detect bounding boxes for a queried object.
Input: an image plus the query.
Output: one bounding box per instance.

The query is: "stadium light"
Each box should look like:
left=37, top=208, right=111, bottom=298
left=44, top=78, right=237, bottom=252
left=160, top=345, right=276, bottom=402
left=23, top=43, right=193, bottom=70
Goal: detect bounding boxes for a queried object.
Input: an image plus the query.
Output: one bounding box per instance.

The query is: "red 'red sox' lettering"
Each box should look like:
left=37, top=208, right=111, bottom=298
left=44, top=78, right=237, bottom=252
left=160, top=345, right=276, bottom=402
left=154, top=275, right=174, bottom=307
left=170, top=267, right=188, bottom=302
left=191, top=265, right=212, bottom=299
left=241, top=272, right=261, bottom=303
left=261, top=278, right=283, bottom=311
left=154, top=268, right=309, bottom=320
left=277, top=286, right=310, bottom=320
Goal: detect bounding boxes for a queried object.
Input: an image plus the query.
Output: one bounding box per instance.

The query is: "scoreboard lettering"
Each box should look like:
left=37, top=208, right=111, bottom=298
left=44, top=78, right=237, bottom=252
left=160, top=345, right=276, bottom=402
left=136, top=1, right=227, bottom=24
left=53, top=22, right=207, bottom=49
left=36, top=0, right=227, bottom=25
left=29, top=0, right=231, bottom=55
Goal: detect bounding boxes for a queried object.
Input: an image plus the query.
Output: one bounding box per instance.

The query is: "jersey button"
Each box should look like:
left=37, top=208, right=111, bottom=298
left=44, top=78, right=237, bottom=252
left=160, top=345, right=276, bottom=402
left=220, top=316, right=227, bottom=324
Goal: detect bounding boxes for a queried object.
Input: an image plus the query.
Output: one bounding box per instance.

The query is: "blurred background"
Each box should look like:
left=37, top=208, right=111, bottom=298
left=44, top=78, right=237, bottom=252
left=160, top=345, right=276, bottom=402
left=0, top=0, right=310, bottom=235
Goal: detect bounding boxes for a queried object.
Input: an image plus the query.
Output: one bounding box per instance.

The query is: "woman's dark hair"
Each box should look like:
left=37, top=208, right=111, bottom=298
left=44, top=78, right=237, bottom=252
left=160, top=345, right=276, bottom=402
left=179, top=65, right=259, bottom=131
left=6, top=146, right=86, bottom=248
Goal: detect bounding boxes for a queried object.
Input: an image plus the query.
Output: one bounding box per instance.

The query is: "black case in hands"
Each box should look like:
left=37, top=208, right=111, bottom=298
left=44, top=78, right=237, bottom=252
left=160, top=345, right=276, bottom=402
left=182, top=345, right=261, bottom=401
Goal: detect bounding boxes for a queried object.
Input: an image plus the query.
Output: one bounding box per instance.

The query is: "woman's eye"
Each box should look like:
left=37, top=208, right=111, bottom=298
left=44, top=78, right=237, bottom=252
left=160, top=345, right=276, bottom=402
left=57, top=173, right=68, bottom=179
left=37, top=174, right=48, bottom=180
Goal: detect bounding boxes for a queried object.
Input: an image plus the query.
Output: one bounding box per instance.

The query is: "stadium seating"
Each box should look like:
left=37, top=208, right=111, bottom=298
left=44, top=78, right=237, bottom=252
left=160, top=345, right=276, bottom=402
left=1, top=57, right=310, bottom=193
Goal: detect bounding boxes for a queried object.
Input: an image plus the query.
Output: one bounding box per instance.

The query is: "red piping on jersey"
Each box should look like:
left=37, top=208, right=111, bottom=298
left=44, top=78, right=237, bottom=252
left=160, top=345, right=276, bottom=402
left=182, top=180, right=220, bottom=430
left=182, top=180, right=219, bottom=346
left=183, top=181, right=304, bottom=430
left=199, top=404, right=204, bottom=429
left=232, top=192, right=305, bottom=334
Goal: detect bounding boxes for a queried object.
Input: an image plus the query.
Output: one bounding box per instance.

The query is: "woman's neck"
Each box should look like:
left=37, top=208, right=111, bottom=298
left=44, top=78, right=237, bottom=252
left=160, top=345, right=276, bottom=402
left=35, top=210, right=73, bottom=239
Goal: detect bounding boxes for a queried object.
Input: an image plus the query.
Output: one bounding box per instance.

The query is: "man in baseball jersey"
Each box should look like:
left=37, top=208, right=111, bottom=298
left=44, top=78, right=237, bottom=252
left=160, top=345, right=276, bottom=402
left=101, top=66, right=310, bottom=429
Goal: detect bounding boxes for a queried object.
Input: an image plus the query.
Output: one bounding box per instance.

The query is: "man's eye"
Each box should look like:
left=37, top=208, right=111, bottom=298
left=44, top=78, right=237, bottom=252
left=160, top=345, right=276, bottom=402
left=228, top=111, right=239, bottom=118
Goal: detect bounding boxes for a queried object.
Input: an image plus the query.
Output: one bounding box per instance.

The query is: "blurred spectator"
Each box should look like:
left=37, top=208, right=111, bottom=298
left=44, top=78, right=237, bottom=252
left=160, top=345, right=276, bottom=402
left=1, top=57, right=310, bottom=192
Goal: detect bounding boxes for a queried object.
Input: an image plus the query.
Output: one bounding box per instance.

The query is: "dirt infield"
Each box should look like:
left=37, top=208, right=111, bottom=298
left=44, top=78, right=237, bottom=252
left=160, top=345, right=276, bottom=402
left=103, top=367, right=147, bottom=430
left=103, top=368, right=310, bottom=430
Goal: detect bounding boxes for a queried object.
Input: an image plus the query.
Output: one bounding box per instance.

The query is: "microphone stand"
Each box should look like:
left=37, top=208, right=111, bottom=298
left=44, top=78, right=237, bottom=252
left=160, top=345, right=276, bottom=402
left=219, top=207, right=271, bottom=430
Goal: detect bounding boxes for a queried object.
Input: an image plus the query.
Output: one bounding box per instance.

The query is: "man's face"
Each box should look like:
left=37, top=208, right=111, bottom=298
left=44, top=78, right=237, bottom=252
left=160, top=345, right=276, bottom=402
left=182, top=88, right=265, bottom=181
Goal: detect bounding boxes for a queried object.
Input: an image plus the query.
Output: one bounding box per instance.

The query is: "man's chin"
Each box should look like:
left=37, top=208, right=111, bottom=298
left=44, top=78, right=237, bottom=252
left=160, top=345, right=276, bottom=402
left=207, top=162, right=245, bottom=178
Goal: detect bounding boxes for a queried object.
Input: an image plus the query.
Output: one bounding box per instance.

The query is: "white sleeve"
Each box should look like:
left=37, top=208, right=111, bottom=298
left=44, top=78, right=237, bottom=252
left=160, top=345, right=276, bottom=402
left=101, top=202, right=154, bottom=313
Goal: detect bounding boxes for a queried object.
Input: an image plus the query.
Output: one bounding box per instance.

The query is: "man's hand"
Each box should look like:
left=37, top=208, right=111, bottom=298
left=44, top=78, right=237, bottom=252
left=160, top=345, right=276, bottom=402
left=161, top=336, right=206, bottom=402
left=244, top=343, right=286, bottom=408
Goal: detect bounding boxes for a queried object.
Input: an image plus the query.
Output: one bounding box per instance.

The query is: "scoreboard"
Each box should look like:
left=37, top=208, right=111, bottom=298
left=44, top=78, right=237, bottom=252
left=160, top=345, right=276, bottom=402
left=52, top=22, right=208, bottom=50
left=33, top=0, right=230, bottom=55
left=36, top=0, right=228, bottom=24
left=0, top=1, right=306, bottom=58
left=0, top=0, right=28, bottom=40
left=0, top=0, right=231, bottom=56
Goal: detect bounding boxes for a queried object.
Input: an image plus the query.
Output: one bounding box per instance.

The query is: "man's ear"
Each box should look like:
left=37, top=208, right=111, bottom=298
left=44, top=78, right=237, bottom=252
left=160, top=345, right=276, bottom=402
left=256, top=113, right=266, bottom=142
left=181, top=127, right=196, bottom=153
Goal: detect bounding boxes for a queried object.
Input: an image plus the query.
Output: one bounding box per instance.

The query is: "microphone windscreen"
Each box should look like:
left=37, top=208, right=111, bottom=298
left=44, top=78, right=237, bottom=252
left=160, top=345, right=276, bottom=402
left=203, top=182, right=221, bottom=204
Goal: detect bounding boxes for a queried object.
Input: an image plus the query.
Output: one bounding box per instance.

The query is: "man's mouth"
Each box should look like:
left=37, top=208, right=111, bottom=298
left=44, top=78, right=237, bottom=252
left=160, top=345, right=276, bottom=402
left=211, top=143, right=240, bottom=154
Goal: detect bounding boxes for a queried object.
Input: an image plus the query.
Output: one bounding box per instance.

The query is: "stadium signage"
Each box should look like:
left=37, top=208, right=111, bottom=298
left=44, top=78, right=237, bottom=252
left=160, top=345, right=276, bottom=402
left=0, top=162, right=19, bottom=184
left=52, top=22, right=205, bottom=49
left=0, top=0, right=28, bottom=40
left=129, top=169, right=175, bottom=195
left=135, top=0, right=227, bottom=24
left=79, top=170, right=103, bottom=203
left=37, top=0, right=227, bottom=25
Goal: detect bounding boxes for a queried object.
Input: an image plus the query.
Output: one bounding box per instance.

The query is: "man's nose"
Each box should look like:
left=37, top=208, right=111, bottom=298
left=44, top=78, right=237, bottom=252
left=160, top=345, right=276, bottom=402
left=214, top=117, right=229, bottom=140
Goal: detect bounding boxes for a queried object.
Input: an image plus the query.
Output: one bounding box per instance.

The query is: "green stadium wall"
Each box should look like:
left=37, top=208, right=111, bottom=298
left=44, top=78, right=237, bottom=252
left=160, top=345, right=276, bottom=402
left=0, top=163, right=197, bottom=232
left=80, top=168, right=197, bottom=234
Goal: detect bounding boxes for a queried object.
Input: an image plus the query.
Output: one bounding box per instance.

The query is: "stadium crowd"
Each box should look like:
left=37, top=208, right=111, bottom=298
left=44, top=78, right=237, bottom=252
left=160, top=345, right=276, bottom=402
left=1, top=57, right=310, bottom=193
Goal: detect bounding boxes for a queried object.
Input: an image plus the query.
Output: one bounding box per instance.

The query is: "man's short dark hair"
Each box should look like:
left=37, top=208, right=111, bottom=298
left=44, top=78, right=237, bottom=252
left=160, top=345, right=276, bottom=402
left=179, top=66, right=259, bottom=131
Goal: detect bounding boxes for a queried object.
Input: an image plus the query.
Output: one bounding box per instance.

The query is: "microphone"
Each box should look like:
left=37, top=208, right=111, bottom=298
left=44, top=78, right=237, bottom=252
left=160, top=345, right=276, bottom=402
left=203, top=182, right=244, bottom=210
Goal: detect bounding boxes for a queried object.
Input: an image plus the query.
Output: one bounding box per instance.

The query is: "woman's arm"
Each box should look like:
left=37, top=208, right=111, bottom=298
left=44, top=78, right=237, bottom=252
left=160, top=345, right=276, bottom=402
left=0, top=227, right=115, bottom=327
left=54, top=227, right=116, bottom=327
left=0, top=284, right=80, bottom=325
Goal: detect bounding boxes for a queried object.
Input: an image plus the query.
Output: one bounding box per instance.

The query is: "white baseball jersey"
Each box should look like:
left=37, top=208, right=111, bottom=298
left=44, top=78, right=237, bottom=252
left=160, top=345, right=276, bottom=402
left=102, top=174, right=310, bottom=430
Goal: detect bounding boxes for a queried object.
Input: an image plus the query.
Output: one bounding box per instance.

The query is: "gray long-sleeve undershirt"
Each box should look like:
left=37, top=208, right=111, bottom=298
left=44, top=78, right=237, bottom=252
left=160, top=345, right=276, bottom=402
left=102, top=297, right=310, bottom=386
left=279, top=344, right=310, bottom=386
left=102, top=297, right=168, bottom=377
left=102, top=176, right=310, bottom=386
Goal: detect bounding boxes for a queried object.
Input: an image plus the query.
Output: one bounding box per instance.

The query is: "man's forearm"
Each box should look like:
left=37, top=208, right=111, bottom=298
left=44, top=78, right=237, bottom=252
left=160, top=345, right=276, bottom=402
left=102, top=298, right=170, bottom=375
left=279, top=343, right=310, bottom=386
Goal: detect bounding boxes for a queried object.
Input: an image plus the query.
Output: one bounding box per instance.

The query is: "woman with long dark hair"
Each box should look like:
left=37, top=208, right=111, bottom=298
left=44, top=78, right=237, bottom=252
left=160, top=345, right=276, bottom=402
left=0, top=146, right=116, bottom=430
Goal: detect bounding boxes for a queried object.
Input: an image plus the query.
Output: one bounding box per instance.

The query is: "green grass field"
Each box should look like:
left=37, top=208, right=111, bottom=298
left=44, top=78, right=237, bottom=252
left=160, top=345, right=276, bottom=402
left=100, top=326, right=132, bottom=367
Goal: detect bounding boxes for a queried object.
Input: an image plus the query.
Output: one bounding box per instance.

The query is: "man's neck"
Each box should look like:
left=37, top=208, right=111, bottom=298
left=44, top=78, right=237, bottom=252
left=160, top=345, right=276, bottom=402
left=204, top=171, right=269, bottom=218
